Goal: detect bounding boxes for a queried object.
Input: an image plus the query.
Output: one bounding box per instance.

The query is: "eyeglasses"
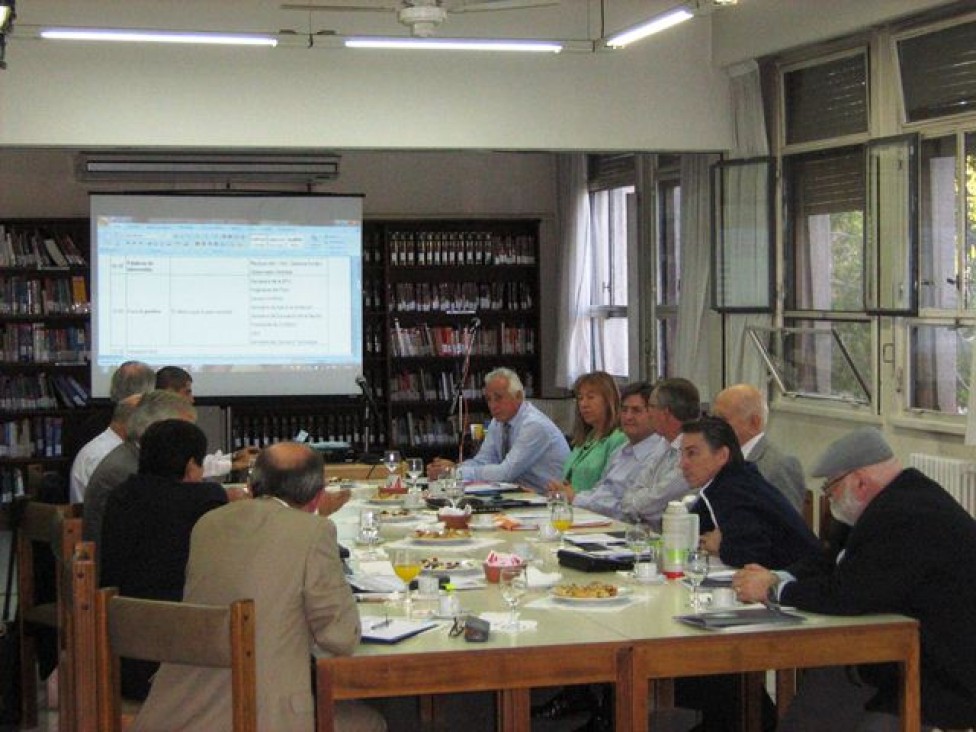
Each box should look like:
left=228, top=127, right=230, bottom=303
left=449, top=616, right=466, bottom=638
left=821, top=470, right=853, bottom=496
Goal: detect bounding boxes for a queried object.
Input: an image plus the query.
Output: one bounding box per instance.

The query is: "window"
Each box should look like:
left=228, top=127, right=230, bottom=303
left=785, top=147, right=865, bottom=312
left=783, top=52, right=868, bottom=146
left=909, top=321, right=972, bottom=414
left=589, top=184, right=633, bottom=377
left=657, top=178, right=681, bottom=377
left=897, top=18, right=976, bottom=123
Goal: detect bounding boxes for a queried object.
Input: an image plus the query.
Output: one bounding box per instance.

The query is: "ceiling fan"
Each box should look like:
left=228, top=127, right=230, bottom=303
left=281, top=0, right=561, bottom=38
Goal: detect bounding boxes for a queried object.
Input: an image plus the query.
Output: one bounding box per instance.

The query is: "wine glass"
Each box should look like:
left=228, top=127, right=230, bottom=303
left=358, top=509, right=381, bottom=559
left=549, top=497, right=574, bottom=549
left=498, top=566, right=528, bottom=631
left=685, top=549, right=710, bottom=610
left=624, top=522, right=650, bottom=574
left=444, top=468, right=464, bottom=508
left=382, top=449, right=402, bottom=488
left=392, top=549, right=422, bottom=616
left=406, top=457, right=424, bottom=489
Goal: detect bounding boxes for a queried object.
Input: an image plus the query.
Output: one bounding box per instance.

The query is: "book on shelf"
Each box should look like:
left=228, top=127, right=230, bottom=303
left=42, top=237, right=69, bottom=267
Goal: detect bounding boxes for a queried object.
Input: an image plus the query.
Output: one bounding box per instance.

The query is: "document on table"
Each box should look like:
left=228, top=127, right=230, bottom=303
left=360, top=618, right=439, bottom=644
left=675, top=606, right=805, bottom=630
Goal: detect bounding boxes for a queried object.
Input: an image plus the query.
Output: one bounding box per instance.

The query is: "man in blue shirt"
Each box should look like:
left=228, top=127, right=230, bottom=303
left=428, top=367, right=568, bottom=493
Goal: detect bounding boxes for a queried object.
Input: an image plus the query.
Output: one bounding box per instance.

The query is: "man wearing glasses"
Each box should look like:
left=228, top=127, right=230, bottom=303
left=735, top=427, right=976, bottom=732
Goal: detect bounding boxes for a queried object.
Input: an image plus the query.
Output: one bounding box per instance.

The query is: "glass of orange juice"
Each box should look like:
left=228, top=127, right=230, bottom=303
left=393, top=549, right=422, bottom=616
left=549, top=497, right=574, bottom=549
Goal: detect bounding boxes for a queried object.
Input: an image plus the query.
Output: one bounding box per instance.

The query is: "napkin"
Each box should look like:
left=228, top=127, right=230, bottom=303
left=525, top=567, right=562, bottom=588
left=347, top=574, right=405, bottom=593
left=477, top=612, right=538, bottom=633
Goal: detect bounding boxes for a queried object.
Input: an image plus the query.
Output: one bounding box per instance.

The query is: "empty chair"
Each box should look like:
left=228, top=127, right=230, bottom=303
left=94, top=587, right=256, bottom=732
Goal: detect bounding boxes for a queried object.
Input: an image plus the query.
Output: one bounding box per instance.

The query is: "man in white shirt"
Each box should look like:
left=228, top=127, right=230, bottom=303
left=562, top=382, right=666, bottom=520
left=69, top=394, right=140, bottom=503
left=711, top=383, right=805, bottom=513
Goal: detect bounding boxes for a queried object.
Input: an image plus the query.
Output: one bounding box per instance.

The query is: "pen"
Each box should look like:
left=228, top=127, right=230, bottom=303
left=367, top=617, right=392, bottom=630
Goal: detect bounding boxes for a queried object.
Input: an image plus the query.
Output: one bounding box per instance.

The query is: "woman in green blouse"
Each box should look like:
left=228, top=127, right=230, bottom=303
left=547, top=371, right=626, bottom=499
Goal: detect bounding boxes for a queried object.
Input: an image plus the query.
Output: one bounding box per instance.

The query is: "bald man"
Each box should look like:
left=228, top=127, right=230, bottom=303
left=711, top=384, right=805, bottom=513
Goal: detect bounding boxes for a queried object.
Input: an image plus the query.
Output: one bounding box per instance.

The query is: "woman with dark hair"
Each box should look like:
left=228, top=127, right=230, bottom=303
left=547, top=371, right=627, bottom=498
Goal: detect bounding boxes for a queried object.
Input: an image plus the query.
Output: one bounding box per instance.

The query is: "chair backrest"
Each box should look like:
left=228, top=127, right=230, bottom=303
left=94, top=588, right=257, bottom=732
left=57, top=538, right=97, bottom=732
left=14, top=500, right=80, bottom=729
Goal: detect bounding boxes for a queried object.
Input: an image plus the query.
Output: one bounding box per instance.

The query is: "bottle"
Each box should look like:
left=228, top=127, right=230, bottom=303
left=661, top=501, right=699, bottom=579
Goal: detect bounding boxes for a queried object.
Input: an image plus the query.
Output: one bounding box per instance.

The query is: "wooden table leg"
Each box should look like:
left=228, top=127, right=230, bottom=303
left=496, top=688, right=531, bottom=732
left=739, top=672, right=765, bottom=732
left=900, top=633, right=921, bottom=732
left=615, top=646, right=634, bottom=732
left=775, top=668, right=797, bottom=719
left=315, top=662, right=335, bottom=732
left=418, top=694, right=436, bottom=728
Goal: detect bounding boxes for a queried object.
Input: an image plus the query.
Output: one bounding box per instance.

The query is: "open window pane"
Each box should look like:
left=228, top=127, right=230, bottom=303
left=712, top=158, right=773, bottom=312
left=898, top=19, right=976, bottom=123
left=966, top=132, right=976, bottom=309
left=747, top=322, right=872, bottom=404
left=786, top=148, right=865, bottom=311
left=909, top=322, right=972, bottom=414
left=920, top=135, right=960, bottom=310
left=865, top=135, right=918, bottom=314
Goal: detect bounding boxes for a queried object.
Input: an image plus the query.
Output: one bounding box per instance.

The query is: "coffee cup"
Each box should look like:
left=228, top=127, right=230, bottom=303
left=712, top=587, right=736, bottom=608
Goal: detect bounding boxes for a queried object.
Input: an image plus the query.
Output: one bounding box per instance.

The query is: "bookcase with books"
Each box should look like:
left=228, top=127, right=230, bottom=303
left=379, top=219, right=540, bottom=459
left=0, top=219, right=91, bottom=503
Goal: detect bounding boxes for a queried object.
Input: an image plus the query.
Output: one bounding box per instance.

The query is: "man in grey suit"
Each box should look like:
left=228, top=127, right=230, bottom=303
left=132, top=442, right=384, bottom=732
left=712, top=383, right=806, bottom=513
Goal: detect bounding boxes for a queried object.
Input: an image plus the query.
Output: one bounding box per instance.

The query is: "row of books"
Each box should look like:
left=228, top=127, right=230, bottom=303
left=390, top=413, right=460, bottom=448
left=388, top=231, right=536, bottom=268
left=389, top=369, right=536, bottom=403
left=230, top=412, right=386, bottom=451
left=0, top=275, right=90, bottom=315
left=1, top=323, right=90, bottom=363
left=0, top=466, right=27, bottom=504
left=0, top=227, right=87, bottom=268
left=389, top=281, right=534, bottom=313
left=0, top=373, right=89, bottom=411
left=0, top=416, right=64, bottom=458
left=364, top=325, right=385, bottom=356
left=390, top=322, right=536, bottom=358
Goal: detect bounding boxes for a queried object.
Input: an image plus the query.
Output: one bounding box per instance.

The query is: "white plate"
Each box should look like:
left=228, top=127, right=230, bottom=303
left=376, top=511, right=417, bottom=523
left=354, top=537, right=385, bottom=547
left=366, top=497, right=405, bottom=507
left=469, top=519, right=498, bottom=531
left=549, top=586, right=631, bottom=604
left=410, top=537, right=475, bottom=547
left=420, top=559, right=480, bottom=575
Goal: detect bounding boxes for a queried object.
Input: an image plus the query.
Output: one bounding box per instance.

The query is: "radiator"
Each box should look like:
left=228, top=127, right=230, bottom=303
left=908, top=453, right=976, bottom=517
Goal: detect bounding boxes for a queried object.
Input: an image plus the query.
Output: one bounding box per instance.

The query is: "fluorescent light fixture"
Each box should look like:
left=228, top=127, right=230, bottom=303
left=76, top=152, right=340, bottom=181
left=345, top=37, right=562, bottom=53
left=605, top=7, right=694, bottom=48
left=40, top=28, right=278, bottom=47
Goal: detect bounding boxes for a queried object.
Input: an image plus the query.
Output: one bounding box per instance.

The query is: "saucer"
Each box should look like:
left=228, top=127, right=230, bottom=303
left=617, top=569, right=665, bottom=585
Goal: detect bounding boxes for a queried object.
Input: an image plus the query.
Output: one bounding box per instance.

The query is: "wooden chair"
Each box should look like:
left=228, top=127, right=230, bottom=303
left=94, top=587, right=257, bottom=732
left=15, top=500, right=81, bottom=728
left=57, top=538, right=98, bottom=732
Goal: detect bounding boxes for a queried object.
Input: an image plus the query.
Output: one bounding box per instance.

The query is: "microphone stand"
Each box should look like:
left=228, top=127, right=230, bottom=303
left=357, top=378, right=382, bottom=464
left=449, top=317, right=480, bottom=465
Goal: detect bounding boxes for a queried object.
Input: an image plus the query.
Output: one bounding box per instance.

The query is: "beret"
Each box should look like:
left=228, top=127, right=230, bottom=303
left=810, top=427, right=893, bottom=478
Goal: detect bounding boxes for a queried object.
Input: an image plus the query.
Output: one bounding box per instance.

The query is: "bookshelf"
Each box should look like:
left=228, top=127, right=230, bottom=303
left=0, top=219, right=92, bottom=502
left=379, top=219, right=541, bottom=458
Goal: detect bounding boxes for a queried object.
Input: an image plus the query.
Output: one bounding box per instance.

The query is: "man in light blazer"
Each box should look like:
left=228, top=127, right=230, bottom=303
left=712, top=383, right=806, bottom=513
left=132, top=442, right=384, bottom=732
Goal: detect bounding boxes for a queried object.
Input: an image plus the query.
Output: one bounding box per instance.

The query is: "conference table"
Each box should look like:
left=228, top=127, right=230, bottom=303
left=315, top=483, right=920, bottom=732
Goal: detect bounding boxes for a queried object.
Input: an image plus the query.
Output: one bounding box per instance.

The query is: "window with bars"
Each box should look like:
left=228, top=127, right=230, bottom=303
left=783, top=52, right=868, bottom=146
left=898, top=19, right=976, bottom=123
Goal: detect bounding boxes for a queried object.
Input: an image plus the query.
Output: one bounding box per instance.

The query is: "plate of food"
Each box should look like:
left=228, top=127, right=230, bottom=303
left=549, top=581, right=630, bottom=604
left=409, top=528, right=474, bottom=546
left=420, top=557, right=480, bottom=575
left=366, top=494, right=405, bottom=507
left=376, top=508, right=417, bottom=523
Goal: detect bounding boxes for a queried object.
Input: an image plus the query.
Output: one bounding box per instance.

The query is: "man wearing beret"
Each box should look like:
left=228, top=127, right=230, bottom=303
left=735, top=427, right=976, bottom=731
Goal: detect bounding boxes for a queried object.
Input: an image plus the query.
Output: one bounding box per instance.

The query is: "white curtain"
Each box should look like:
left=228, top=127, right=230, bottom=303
left=555, top=154, right=594, bottom=389
left=674, top=153, right=720, bottom=399
left=724, top=60, right=772, bottom=387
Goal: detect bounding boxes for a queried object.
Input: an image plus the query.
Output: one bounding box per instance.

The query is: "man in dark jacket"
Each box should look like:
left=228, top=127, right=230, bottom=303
left=680, top=416, right=820, bottom=569
left=736, top=427, right=976, bottom=731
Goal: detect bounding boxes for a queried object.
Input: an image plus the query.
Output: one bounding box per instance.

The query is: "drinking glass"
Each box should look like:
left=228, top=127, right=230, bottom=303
left=406, top=457, right=424, bottom=489
left=498, top=566, right=528, bottom=631
left=686, top=549, right=709, bottom=610
left=549, top=498, right=574, bottom=549
left=624, top=522, right=650, bottom=573
left=393, top=549, right=422, bottom=616
left=443, top=467, right=464, bottom=508
left=358, top=509, right=381, bottom=559
left=382, top=449, right=402, bottom=484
